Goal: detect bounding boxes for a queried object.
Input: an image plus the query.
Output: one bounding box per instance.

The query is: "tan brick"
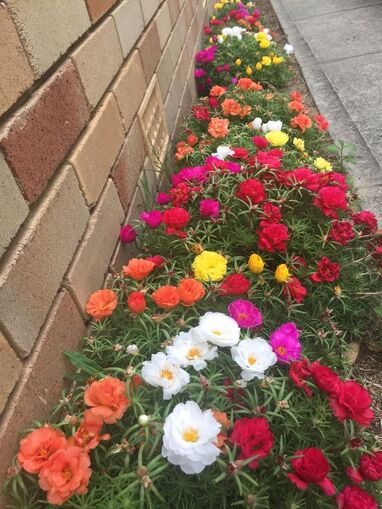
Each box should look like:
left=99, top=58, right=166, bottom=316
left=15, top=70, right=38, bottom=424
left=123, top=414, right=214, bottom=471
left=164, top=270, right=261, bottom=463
left=137, top=21, right=162, bottom=84
left=0, top=152, right=28, bottom=258
left=0, top=289, right=86, bottom=508
left=167, top=0, right=180, bottom=25
left=0, top=5, right=34, bottom=117
left=155, top=2, right=172, bottom=49
left=156, top=44, right=175, bottom=98
left=6, top=0, right=90, bottom=78
left=139, top=0, right=159, bottom=25
left=112, top=0, right=144, bottom=58
left=0, top=332, right=22, bottom=414
left=112, top=50, right=146, bottom=132
left=0, top=166, right=89, bottom=358
left=85, top=0, right=117, bottom=22
left=177, top=4, right=189, bottom=47
left=65, top=179, right=124, bottom=314
left=72, top=17, right=123, bottom=109
left=167, top=24, right=182, bottom=67
left=69, top=93, right=125, bottom=206
left=112, top=118, right=147, bottom=212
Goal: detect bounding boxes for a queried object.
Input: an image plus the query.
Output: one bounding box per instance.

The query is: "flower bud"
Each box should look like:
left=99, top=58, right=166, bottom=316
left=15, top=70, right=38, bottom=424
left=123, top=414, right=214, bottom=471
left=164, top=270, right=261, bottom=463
left=138, top=415, right=150, bottom=427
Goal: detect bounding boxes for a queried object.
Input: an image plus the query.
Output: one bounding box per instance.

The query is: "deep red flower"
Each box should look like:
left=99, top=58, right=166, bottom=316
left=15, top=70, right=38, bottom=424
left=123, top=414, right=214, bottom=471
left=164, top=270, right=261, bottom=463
left=281, top=167, right=320, bottom=191
left=287, top=448, right=336, bottom=496
left=192, top=105, right=210, bottom=121
left=256, top=150, right=282, bottom=169
left=314, top=114, right=329, bottom=131
left=346, top=451, right=382, bottom=483
left=259, top=202, right=282, bottom=226
left=313, top=186, right=348, bottom=218
left=252, top=136, right=269, bottom=149
left=352, top=211, right=378, bottom=234
left=236, top=178, right=266, bottom=204
left=146, top=255, right=165, bottom=268
left=162, top=207, right=190, bottom=235
left=284, top=277, right=307, bottom=304
left=219, top=274, right=251, bottom=296
left=329, top=380, right=374, bottom=427
left=232, top=147, right=249, bottom=159
left=310, top=257, right=340, bottom=283
left=309, top=361, right=341, bottom=396
left=231, top=417, right=274, bottom=469
left=258, top=222, right=289, bottom=253
left=289, top=359, right=312, bottom=397
left=328, top=221, right=355, bottom=246
left=336, top=485, right=378, bottom=509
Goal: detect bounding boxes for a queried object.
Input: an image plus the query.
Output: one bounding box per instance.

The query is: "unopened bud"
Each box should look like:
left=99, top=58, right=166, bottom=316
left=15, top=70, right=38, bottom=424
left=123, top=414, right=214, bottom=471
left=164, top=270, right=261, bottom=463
left=138, top=415, right=150, bottom=427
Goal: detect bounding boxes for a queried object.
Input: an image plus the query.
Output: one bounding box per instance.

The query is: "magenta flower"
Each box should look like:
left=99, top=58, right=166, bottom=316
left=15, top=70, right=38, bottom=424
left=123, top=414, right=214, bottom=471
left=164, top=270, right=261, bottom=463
left=119, top=224, right=137, bottom=243
left=140, top=210, right=162, bottom=228
left=194, top=69, right=206, bottom=78
left=228, top=300, right=263, bottom=328
left=156, top=192, right=170, bottom=205
left=269, top=322, right=301, bottom=364
left=200, top=199, right=220, bottom=218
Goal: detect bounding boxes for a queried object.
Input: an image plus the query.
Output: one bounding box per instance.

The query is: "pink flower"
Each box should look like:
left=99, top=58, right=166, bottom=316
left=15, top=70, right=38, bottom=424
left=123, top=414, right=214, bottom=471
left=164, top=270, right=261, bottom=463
left=119, top=224, right=137, bottom=243
left=140, top=210, right=162, bottom=228
left=269, top=322, right=301, bottom=364
left=194, top=68, right=206, bottom=78
left=200, top=199, right=220, bottom=218
left=156, top=192, right=170, bottom=205
left=228, top=299, right=263, bottom=328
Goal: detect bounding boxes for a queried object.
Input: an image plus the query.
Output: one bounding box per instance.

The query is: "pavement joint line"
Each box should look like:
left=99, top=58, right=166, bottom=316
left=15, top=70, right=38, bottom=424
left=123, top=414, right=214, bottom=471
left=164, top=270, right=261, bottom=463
left=291, top=2, right=382, bottom=22
left=317, top=49, right=382, bottom=65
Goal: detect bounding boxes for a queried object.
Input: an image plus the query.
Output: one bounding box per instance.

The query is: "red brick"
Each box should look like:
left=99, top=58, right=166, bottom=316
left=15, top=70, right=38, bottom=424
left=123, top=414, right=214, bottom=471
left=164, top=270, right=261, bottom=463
left=0, top=60, right=90, bottom=204
left=85, top=0, right=117, bottom=22
left=137, top=21, right=162, bottom=84
left=112, top=119, right=147, bottom=212
left=167, top=0, right=180, bottom=25
left=0, top=290, right=86, bottom=508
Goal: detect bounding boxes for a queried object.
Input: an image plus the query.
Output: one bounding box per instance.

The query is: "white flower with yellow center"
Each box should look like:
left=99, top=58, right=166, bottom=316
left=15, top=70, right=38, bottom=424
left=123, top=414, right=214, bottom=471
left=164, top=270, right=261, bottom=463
left=166, top=330, right=218, bottom=371
left=141, top=352, right=190, bottom=400
left=162, top=401, right=221, bottom=474
left=193, top=312, right=241, bottom=347
left=222, top=26, right=246, bottom=40
left=262, top=120, right=283, bottom=133
left=231, top=338, right=277, bottom=381
left=212, top=145, right=235, bottom=160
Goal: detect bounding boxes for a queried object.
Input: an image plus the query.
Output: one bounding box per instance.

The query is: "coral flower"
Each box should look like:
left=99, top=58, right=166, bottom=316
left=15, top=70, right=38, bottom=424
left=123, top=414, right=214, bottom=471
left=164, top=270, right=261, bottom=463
left=284, top=276, right=307, bottom=304
left=152, top=286, right=180, bottom=309
left=69, top=410, right=110, bottom=452
left=84, top=377, right=129, bottom=424
left=314, top=114, right=329, bottom=131
left=288, top=100, right=305, bottom=113
left=85, top=289, right=118, bottom=321
left=208, top=117, right=230, bottom=138
left=38, top=446, right=92, bottom=505
left=127, top=291, right=146, bottom=314
left=17, top=426, right=67, bottom=474
left=290, top=91, right=304, bottom=102
left=123, top=258, right=155, bottom=281
left=210, top=85, right=226, bottom=97
left=237, top=77, right=263, bottom=90
left=178, top=278, right=205, bottom=306
left=222, top=98, right=243, bottom=116
left=290, top=113, right=312, bottom=132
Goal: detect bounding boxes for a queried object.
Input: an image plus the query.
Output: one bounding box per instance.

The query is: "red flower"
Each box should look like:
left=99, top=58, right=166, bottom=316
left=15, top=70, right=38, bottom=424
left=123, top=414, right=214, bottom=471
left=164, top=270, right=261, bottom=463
left=236, top=178, right=266, bottom=204
left=314, top=114, right=329, bottom=131
left=162, top=207, right=190, bottom=235
left=289, top=359, right=312, bottom=397
left=284, top=277, right=307, bottom=304
left=232, top=147, right=249, bottom=159
left=146, top=255, right=165, bottom=268
left=256, top=151, right=282, bottom=169
left=290, top=91, right=304, bottom=102
left=336, top=485, right=378, bottom=509
left=258, top=223, right=289, bottom=253
left=310, top=257, right=340, bottom=283
left=127, top=291, right=146, bottom=314
left=346, top=451, right=382, bottom=483
left=252, top=136, right=269, bottom=149
left=329, top=380, right=374, bottom=427
left=328, top=221, right=355, bottom=246
left=309, top=361, right=341, bottom=396
left=260, top=202, right=282, bottom=226
left=230, top=417, right=274, bottom=469
left=281, top=167, right=320, bottom=191
left=192, top=105, right=210, bottom=121
left=313, top=186, right=348, bottom=218
left=219, top=273, right=251, bottom=295
left=352, top=211, right=378, bottom=234
left=287, top=448, right=336, bottom=496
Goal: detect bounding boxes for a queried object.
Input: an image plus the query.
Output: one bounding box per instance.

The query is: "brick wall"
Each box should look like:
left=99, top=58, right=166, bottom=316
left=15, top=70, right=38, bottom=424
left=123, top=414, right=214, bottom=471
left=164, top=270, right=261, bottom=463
left=0, top=0, right=215, bottom=494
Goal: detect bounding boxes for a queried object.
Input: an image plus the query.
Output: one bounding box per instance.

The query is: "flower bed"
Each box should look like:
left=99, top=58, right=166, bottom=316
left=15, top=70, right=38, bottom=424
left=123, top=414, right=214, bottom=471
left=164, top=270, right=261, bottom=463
left=6, top=2, right=382, bottom=508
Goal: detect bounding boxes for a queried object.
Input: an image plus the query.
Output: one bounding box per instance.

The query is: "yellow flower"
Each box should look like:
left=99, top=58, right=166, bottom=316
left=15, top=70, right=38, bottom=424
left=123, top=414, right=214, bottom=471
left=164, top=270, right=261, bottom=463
left=265, top=131, right=289, bottom=147
left=259, top=39, right=271, bottom=49
left=235, top=58, right=241, bottom=66
left=272, top=56, right=284, bottom=64
left=314, top=157, right=332, bottom=173
left=261, top=56, right=272, bottom=66
left=334, top=285, right=342, bottom=297
left=255, top=32, right=267, bottom=41
left=255, top=62, right=263, bottom=71
left=214, top=2, right=223, bottom=8
left=248, top=254, right=265, bottom=274
left=293, top=137, right=305, bottom=152
left=246, top=66, right=253, bottom=75
left=193, top=251, right=227, bottom=282
left=275, top=264, right=291, bottom=283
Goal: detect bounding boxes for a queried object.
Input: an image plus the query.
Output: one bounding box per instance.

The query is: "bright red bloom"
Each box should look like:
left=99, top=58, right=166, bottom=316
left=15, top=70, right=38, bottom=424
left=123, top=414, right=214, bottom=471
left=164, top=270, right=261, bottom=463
left=162, top=207, right=190, bottom=235
left=127, top=291, right=146, bottom=314
left=309, top=361, right=341, bottom=396
left=258, top=222, right=289, bottom=253
left=192, top=105, right=210, bottom=121
left=282, top=167, right=320, bottom=191
left=314, top=114, right=329, bottom=131
left=146, top=255, right=165, bottom=268
left=290, top=91, right=304, bottom=102
left=328, top=221, right=355, bottom=245
left=232, top=147, right=249, bottom=159
left=329, top=380, right=374, bottom=427
left=236, top=178, right=266, bottom=204
left=260, top=202, right=282, bottom=226
left=287, top=448, right=336, bottom=496
left=336, top=485, right=378, bottom=509
left=284, top=277, right=307, bottom=304
left=346, top=451, right=382, bottom=483
left=289, top=359, right=312, bottom=397
left=252, top=136, right=269, bottom=149
left=310, top=257, right=340, bottom=283
left=352, top=210, right=378, bottom=234
left=69, top=410, right=110, bottom=452
left=219, top=273, right=251, bottom=295
left=169, top=182, right=194, bottom=206
left=256, top=150, right=282, bottom=169
left=230, top=417, right=274, bottom=469
left=313, top=186, right=348, bottom=218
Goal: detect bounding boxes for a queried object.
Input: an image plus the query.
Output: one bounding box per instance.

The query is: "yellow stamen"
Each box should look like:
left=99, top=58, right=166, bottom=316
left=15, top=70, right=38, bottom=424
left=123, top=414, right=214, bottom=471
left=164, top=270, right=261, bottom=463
left=212, top=329, right=222, bottom=336
left=183, top=427, right=199, bottom=442
left=160, top=369, right=174, bottom=381
left=187, top=347, right=201, bottom=360
left=248, top=355, right=257, bottom=365
left=276, top=346, right=287, bottom=355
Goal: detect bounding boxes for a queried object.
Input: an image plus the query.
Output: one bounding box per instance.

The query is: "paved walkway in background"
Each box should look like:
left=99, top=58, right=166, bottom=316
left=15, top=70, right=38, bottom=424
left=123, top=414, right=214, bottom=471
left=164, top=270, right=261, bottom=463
left=270, top=0, right=382, bottom=221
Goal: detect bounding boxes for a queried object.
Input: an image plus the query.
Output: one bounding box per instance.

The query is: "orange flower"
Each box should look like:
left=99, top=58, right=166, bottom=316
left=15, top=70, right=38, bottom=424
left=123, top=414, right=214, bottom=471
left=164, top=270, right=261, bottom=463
left=290, top=91, right=304, bottom=102
left=290, top=113, right=312, bottom=133
left=208, top=117, right=229, bottom=138
left=187, top=134, right=199, bottom=146
left=212, top=409, right=231, bottom=429
left=178, top=278, right=205, bottom=306
left=38, top=446, right=91, bottom=505
left=240, top=105, right=252, bottom=117
left=68, top=411, right=110, bottom=452
left=237, top=77, right=263, bottom=91
left=221, top=98, right=242, bottom=116
left=84, top=377, right=130, bottom=424
left=288, top=100, right=305, bottom=113
left=151, top=285, right=180, bottom=309
left=17, top=425, right=67, bottom=474
left=214, top=431, right=228, bottom=450
left=85, top=289, right=117, bottom=321
left=175, top=144, right=194, bottom=161
left=123, top=258, right=155, bottom=281
left=210, top=85, right=226, bottom=97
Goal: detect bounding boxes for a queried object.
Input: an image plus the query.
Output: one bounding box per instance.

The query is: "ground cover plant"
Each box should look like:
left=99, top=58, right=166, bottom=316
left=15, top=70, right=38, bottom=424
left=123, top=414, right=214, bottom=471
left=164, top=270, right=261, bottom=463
left=5, top=1, right=382, bottom=508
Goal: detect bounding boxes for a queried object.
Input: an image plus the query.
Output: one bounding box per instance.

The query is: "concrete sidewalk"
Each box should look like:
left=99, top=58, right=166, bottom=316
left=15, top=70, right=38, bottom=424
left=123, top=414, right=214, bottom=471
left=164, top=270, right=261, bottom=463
left=270, top=0, right=382, bottom=221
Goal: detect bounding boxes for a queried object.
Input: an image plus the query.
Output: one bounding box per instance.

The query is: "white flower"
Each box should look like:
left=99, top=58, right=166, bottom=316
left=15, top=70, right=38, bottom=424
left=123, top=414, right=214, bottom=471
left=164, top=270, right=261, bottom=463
left=262, top=120, right=283, bottom=133
left=251, top=117, right=263, bottom=130
left=162, top=401, right=221, bottom=474
left=141, top=352, right=190, bottom=400
left=217, top=35, right=224, bottom=44
left=193, top=312, right=240, bottom=347
left=263, top=28, right=272, bottom=41
left=231, top=337, right=277, bottom=381
left=284, top=43, right=294, bottom=54
left=166, top=330, right=218, bottom=371
left=126, top=344, right=139, bottom=355
left=212, top=145, right=235, bottom=160
left=222, top=26, right=246, bottom=40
